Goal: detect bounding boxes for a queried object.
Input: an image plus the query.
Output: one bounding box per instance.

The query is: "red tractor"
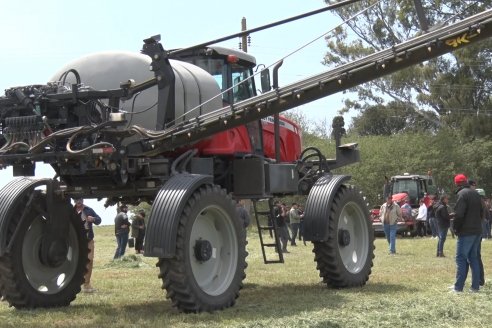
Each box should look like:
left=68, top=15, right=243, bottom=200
left=378, top=173, right=438, bottom=236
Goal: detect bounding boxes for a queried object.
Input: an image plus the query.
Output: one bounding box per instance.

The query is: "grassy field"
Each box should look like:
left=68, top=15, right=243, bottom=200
left=1, top=225, right=492, bottom=328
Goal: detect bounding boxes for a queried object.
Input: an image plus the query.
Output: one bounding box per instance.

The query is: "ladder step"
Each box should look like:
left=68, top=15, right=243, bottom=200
left=253, top=198, right=283, bottom=264
left=255, top=211, right=271, bottom=215
left=264, top=260, right=283, bottom=264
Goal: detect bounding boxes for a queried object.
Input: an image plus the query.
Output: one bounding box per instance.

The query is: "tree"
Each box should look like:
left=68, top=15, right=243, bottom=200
left=324, top=0, right=492, bottom=137
left=349, top=101, right=438, bottom=135
left=283, top=109, right=333, bottom=139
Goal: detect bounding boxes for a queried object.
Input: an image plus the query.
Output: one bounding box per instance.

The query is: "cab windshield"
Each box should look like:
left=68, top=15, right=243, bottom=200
left=231, top=65, right=254, bottom=102
left=183, top=58, right=254, bottom=104
left=393, top=179, right=416, bottom=192
left=392, top=179, right=422, bottom=205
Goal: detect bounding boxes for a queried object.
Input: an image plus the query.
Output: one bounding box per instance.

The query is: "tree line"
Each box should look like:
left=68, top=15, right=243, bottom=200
left=299, top=126, right=492, bottom=208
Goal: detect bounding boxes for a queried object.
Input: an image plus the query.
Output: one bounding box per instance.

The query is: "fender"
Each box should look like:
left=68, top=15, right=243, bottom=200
left=144, top=173, right=213, bottom=258
left=303, top=174, right=351, bottom=242
left=0, top=177, right=50, bottom=256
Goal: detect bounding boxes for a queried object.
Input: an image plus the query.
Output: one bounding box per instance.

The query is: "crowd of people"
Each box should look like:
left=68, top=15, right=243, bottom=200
left=272, top=201, right=306, bottom=253
left=72, top=197, right=305, bottom=293
left=379, top=173, right=491, bottom=293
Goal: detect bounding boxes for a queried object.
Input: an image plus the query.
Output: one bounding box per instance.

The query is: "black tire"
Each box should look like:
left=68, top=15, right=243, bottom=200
left=157, top=185, right=247, bottom=313
left=0, top=191, right=87, bottom=308
left=313, top=185, right=374, bottom=287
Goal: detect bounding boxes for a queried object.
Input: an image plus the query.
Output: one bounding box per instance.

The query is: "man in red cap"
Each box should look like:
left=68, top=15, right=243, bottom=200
left=454, top=173, right=467, bottom=186
left=451, top=173, right=484, bottom=293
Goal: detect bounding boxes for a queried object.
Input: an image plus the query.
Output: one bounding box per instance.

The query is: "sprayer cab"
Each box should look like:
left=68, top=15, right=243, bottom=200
left=174, top=46, right=257, bottom=104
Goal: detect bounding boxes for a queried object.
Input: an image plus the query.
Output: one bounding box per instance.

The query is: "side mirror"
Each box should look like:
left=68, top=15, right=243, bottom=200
left=260, top=69, right=271, bottom=93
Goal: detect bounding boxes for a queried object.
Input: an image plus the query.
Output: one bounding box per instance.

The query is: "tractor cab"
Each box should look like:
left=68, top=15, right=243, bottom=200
left=174, top=46, right=257, bottom=105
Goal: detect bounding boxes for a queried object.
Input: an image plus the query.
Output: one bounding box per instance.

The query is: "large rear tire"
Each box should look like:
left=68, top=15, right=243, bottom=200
left=0, top=191, right=87, bottom=308
left=157, top=185, right=247, bottom=313
left=313, top=185, right=374, bottom=287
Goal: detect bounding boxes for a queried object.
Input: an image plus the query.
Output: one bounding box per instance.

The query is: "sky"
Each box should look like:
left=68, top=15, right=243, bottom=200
left=0, top=0, right=354, bottom=225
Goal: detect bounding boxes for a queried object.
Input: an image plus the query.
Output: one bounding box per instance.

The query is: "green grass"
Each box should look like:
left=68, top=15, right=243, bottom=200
left=1, top=226, right=492, bottom=328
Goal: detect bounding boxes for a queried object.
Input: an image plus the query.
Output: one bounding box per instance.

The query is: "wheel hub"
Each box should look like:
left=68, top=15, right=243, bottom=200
left=194, top=239, right=213, bottom=262
left=40, top=238, right=68, bottom=267
left=338, top=229, right=351, bottom=247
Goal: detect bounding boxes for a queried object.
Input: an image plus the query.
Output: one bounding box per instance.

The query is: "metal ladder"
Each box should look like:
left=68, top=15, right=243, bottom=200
left=252, top=199, right=284, bottom=264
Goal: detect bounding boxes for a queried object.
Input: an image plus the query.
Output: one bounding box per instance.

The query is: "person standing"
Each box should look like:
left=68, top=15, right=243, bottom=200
left=474, top=187, right=491, bottom=240
left=131, top=209, right=146, bottom=254
left=379, top=195, right=402, bottom=255
left=416, top=198, right=428, bottom=237
left=428, top=197, right=438, bottom=238
left=114, top=204, right=131, bottom=260
left=273, top=201, right=289, bottom=254
left=484, top=198, right=492, bottom=239
left=282, top=202, right=292, bottom=243
left=298, top=205, right=306, bottom=245
left=74, top=198, right=101, bottom=293
left=235, top=200, right=251, bottom=228
left=475, top=188, right=487, bottom=285
left=400, top=196, right=413, bottom=236
left=451, top=174, right=483, bottom=293
left=448, top=204, right=456, bottom=239
left=289, top=203, right=303, bottom=246
left=435, top=195, right=451, bottom=257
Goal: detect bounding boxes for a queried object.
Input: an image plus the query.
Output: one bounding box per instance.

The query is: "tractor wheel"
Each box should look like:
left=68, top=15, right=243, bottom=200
left=157, top=185, right=247, bottom=313
left=313, top=185, right=374, bottom=287
left=0, top=191, right=87, bottom=308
